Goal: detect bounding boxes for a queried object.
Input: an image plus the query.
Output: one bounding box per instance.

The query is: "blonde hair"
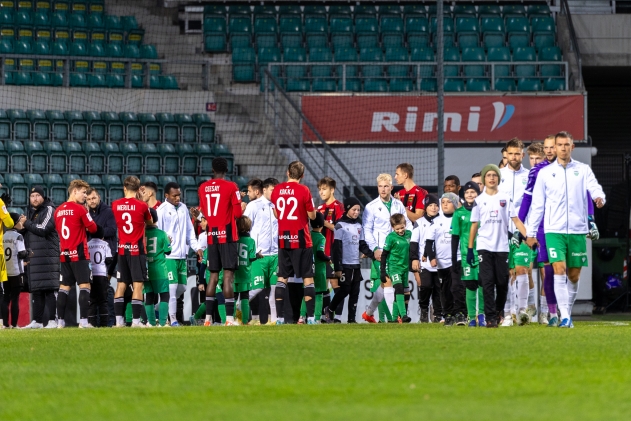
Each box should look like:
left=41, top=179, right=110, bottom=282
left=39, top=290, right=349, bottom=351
left=68, top=179, right=90, bottom=195
left=376, top=173, right=392, bottom=185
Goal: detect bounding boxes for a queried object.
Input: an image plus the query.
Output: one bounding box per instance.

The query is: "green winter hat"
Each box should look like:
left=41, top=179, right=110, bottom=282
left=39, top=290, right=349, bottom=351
left=481, top=164, right=501, bottom=186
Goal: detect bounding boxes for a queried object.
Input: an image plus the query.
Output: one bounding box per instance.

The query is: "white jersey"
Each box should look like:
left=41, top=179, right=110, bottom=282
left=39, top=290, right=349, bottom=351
left=197, top=232, right=207, bottom=251
left=244, top=196, right=278, bottom=256
left=3, top=229, right=25, bottom=277
left=363, top=196, right=412, bottom=251
left=411, top=215, right=436, bottom=272
left=499, top=165, right=529, bottom=232
left=526, top=159, right=606, bottom=236
left=428, top=213, right=460, bottom=269
left=88, top=238, right=112, bottom=277
left=471, top=191, right=517, bottom=253
left=157, top=201, right=199, bottom=259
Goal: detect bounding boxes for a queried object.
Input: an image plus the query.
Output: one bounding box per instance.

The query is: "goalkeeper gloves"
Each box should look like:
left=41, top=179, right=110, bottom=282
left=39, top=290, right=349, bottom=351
left=466, top=248, right=475, bottom=266
left=588, top=215, right=600, bottom=241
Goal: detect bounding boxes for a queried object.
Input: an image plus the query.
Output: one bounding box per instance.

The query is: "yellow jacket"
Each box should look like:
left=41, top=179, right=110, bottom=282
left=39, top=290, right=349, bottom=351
left=0, top=198, right=15, bottom=282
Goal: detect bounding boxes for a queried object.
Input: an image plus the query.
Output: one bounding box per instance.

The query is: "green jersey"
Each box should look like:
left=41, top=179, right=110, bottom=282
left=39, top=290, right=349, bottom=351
left=145, top=226, right=171, bottom=281
left=451, top=206, right=476, bottom=256
left=311, top=230, right=327, bottom=285
left=234, top=234, right=256, bottom=285
left=383, top=230, right=412, bottom=276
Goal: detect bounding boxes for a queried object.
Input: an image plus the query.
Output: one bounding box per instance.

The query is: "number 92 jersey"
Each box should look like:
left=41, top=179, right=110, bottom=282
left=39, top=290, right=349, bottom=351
left=112, top=197, right=152, bottom=255
left=270, top=182, right=315, bottom=249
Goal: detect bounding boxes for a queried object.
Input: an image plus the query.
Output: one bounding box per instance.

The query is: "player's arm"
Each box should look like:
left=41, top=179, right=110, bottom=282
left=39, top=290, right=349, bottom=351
left=585, top=167, right=606, bottom=208
left=163, top=233, right=172, bottom=256
left=468, top=203, right=479, bottom=249
left=424, top=225, right=437, bottom=266
left=358, top=225, right=373, bottom=259
left=362, top=205, right=377, bottom=253
left=405, top=207, right=423, bottom=223
left=232, top=186, right=243, bottom=219
left=379, top=237, right=391, bottom=283
left=525, top=175, right=546, bottom=238
left=0, top=199, right=14, bottom=229
left=518, top=168, right=537, bottom=222
left=81, top=209, right=99, bottom=234
left=184, top=209, right=202, bottom=257
left=23, top=206, right=55, bottom=237
left=409, top=227, right=420, bottom=271
left=332, top=224, right=343, bottom=271
left=16, top=234, right=28, bottom=259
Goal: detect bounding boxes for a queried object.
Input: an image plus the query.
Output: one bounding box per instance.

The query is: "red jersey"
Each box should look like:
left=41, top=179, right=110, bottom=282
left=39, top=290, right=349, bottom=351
left=54, top=202, right=97, bottom=262
left=271, top=182, right=315, bottom=249
left=317, top=199, right=344, bottom=256
left=112, top=197, right=152, bottom=255
left=399, top=185, right=428, bottom=212
left=198, top=178, right=242, bottom=244
left=152, top=200, right=162, bottom=210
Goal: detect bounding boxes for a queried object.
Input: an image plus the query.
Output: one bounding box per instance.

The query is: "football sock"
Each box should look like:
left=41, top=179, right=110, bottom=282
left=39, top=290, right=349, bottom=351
left=505, top=281, right=515, bottom=315
left=300, top=299, right=307, bottom=318
left=125, top=303, right=132, bottom=323
left=274, top=282, right=286, bottom=319
left=379, top=300, right=392, bottom=322
left=541, top=295, right=548, bottom=314
left=366, top=285, right=382, bottom=316
left=304, top=284, right=316, bottom=318
left=528, top=286, right=536, bottom=307
left=269, top=285, right=277, bottom=322
left=330, top=286, right=341, bottom=314
left=567, top=280, right=579, bottom=317
left=218, top=304, right=226, bottom=323
left=465, top=288, right=477, bottom=319
left=315, top=292, right=323, bottom=321
left=168, top=284, right=178, bottom=325
left=56, top=289, right=69, bottom=320
left=543, top=265, right=556, bottom=305
left=144, top=292, right=156, bottom=326
left=205, top=296, right=216, bottom=320
left=224, top=298, right=235, bottom=322
left=322, top=291, right=331, bottom=317
left=477, top=286, right=484, bottom=314
left=78, top=288, right=90, bottom=320
left=404, top=287, right=410, bottom=315
left=131, top=299, right=143, bottom=321
left=240, top=299, right=250, bottom=324
left=158, top=293, right=169, bottom=326
left=554, top=274, right=570, bottom=320
left=384, top=286, right=395, bottom=319
left=516, top=274, right=529, bottom=311
left=114, top=297, right=124, bottom=325
left=394, top=284, right=406, bottom=319
left=196, top=303, right=207, bottom=320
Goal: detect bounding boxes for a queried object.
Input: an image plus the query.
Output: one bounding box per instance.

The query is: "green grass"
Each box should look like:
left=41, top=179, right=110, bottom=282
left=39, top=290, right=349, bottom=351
left=2, top=322, right=631, bottom=421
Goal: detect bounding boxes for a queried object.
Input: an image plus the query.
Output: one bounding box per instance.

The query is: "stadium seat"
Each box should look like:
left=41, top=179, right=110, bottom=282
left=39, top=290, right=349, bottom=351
left=102, top=111, right=124, bottom=143
left=156, top=113, right=178, bottom=143
left=354, top=4, right=377, bottom=17
left=195, top=144, right=214, bottom=173
left=381, top=16, right=404, bottom=49
left=330, top=16, right=353, bottom=51
left=355, top=16, right=379, bottom=50
left=192, top=114, right=215, bottom=143
left=45, top=110, right=69, bottom=142
left=334, top=47, right=360, bottom=92
left=403, top=4, right=425, bottom=17
left=386, top=47, right=411, bottom=92
left=204, top=16, right=227, bottom=52
left=0, top=143, right=6, bottom=174
left=254, top=16, right=277, bottom=49
left=310, top=47, right=335, bottom=92
left=119, top=112, right=142, bottom=143
left=88, top=13, right=104, bottom=29
left=481, top=17, right=506, bottom=50
left=443, top=47, right=460, bottom=77
left=43, top=141, right=67, bottom=173
left=360, top=47, right=387, bottom=92
left=7, top=109, right=30, bottom=141
left=176, top=144, right=197, bottom=174
left=305, top=16, right=328, bottom=50
left=228, top=4, right=251, bottom=15
left=444, top=79, right=465, bottom=92
left=160, top=75, right=179, bottom=90
left=379, top=4, right=403, bottom=16
left=456, top=16, right=480, bottom=48
left=304, top=5, right=327, bottom=18
left=478, top=5, right=502, bottom=17
left=69, top=13, right=86, bottom=28
left=488, top=47, right=511, bottom=78
left=462, top=47, right=486, bottom=77
left=83, top=142, right=105, bottom=174
left=65, top=110, right=88, bottom=142
left=63, top=141, right=86, bottom=173
left=27, top=109, right=50, bottom=141
left=517, top=78, right=541, bottom=92
left=453, top=4, right=476, bottom=17
left=119, top=142, right=141, bottom=174
left=7, top=174, right=28, bottom=206
left=543, top=78, right=565, bottom=91
left=204, top=4, right=226, bottom=16
left=229, top=17, right=252, bottom=49
left=504, top=5, right=527, bottom=16
left=258, top=46, right=281, bottom=91
left=506, top=17, right=530, bottom=50
left=539, top=46, right=562, bottom=76
left=174, top=113, right=196, bottom=143
left=466, top=78, right=491, bottom=92
left=279, top=16, right=302, bottom=48
left=88, top=61, right=108, bottom=88
left=139, top=113, right=160, bottom=143
left=158, top=143, right=179, bottom=173
left=139, top=143, right=161, bottom=174
left=533, top=17, right=556, bottom=50
left=284, top=47, right=309, bottom=91
left=253, top=5, right=276, bottom=17
left=232, top=47, right=256, bottom=82
left=430, top=16, right=454, bottom=47
left=513, top=46, right=536, bottom=77
left=212, top=144, right=234, bottom=174
left=25, top=141, right=47, bottom=173
left=411, top=47, right=435, bottom=79
left=329, top=5, right=352, bottom=16
left=43, top=174, right=66, bottom=206
left=83, top=111, right=106, bottom=142
left=140, top=44, right=158, bottom=60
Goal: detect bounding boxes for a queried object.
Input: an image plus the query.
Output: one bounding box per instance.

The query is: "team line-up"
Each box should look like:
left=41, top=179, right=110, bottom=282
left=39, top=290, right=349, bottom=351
left=0, top=131, right=605, bottom=329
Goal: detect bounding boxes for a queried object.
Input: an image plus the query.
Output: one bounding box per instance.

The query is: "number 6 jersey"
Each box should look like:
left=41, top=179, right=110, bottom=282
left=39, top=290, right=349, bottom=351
left=270, top=182, right=315, bottom=249
left=112, top=197, right=152, bottom=255
left=54, top=201, right=98, bottom=262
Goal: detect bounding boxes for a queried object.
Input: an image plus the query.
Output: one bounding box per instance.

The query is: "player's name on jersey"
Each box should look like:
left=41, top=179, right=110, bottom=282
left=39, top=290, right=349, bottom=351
left=278, top=188, right=295, bottom=195
left=57, top=209, right=76, bottom=216
left=116, top=204, right=138, bottom=211
left=203, top=185, right=220, bottom=192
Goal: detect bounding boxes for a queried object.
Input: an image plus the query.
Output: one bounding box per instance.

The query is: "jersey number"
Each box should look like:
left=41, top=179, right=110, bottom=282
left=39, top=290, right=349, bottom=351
left=205, top=193, right=221, bottom=216
left=4, top=247, right=11, bottom=261
left=147, top=237, right=157, bottom=255
left=93, top=251, right=103, bottom=265
left=61, top=218, right=70, bottom=240
left=463, top=267, right=470, bottom=276
left=276, top=197, right=298, bottom=220
left=122, top=212, right=133, bottom=235
left=549, top=248, right=557, bottom=259
left=238, top=243, right=248, bottom=260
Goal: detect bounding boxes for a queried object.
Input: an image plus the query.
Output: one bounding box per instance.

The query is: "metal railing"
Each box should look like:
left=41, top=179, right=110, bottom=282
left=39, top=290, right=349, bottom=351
left=266, top=61, right=569, bottom=91
left=0, top=54, right=213, bottom=90
left=262, top=67, right=371, bottom=204
left=560, top=0, right=583, bottom=89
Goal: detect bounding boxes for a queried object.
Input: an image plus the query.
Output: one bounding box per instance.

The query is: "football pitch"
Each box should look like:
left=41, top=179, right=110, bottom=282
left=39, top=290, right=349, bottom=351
left=1, top=320, right=630, bottom=421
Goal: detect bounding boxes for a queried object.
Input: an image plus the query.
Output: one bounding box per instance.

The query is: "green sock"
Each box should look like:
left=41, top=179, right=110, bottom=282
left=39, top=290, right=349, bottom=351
left=395, top=294, right=406, bottom=319
left=300, top=299, right=307, bottom=318
left=218, top=304, right=226, bottom=323
left=125, top=302, right=132, bottom=323
left=145, top=305, right=156, bottom=326
left=194, top=303, right=206, bottom=320
left=159, top=302, right=168, bottom=326
left=477, top=286, right=485, bottom=314
left=378, top=300, right=392, bottom=322
left=241, top=299, right=249, bottom=324
left=466, top=288, right=477, bottom=319
left=314, top=293, right=323, bottom=320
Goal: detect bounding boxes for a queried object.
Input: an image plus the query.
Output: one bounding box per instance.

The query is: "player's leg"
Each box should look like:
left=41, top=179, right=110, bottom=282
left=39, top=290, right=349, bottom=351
left=56, top=262, right=76, bottom=328
left=346, top=269, right=362, bottom=323
left=328, top=268, right=351, bottom=322
left=438, top=268, right=454, bottom=326
left=514, top=241, right=532, bottom=325
left=0, top=283, right=5, bottom=327
left=365, top=258, right=389, bottom=322
left=144, top=283, right=157, bottom=326
left=450, top=264, right=467, bottom=325
left=299, top=249, right=317, bottom=324
left=249, top=289, right=262, bottom=325
left=113, top=255, right=131, bottom=327
left=96, top=276, right=109, bottom=327
left=273, top=249, right=292, bottom=324
left=237, top=290, right=250, bottom=325
left=494, top=252, right=510, bottom=327
left=267, top=255, right=278, bottom=324
left=363, top=281, right=382, bottom=323
left=204, top=245, right=222, bottom=325
left=546, top=233, right=572, bottom=325
left=8, top=277, right=21, bottom=327
left=128, top=255, right=148, bottom=327
left=313, top=267, right=328, bottom=323
left=78, top=282, right=92, bottom=328
left=418, top=269, right=433, bottom=323
left=478, top=250, right=498, bottom=327
left=166, top=259, right=180, bottom=326
left=392, top=274, right=409, bottom=323
left=527, top=261, right=537, bottom=318
left=565, top=234, right=589, bottom=326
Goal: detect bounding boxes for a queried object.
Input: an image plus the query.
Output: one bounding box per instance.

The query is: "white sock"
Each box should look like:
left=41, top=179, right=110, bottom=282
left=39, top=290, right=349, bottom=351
left=205, top=315, right=212, bottom=322
left=554, top=274, right=570, bottom=320
left=80, top=318, right=89, bottom=327
left=226, top=315, right=234, bottom=322
left=249, top=289, right=261, bottom=300
left=308, top=316, right=315, bottom=323
left=58, top=319, right=65, bottom=328
left=567, top=280, right=579, bottom=317
left=132, top=318, right=140, bottom=324
left=516, top=274, right=529, bottom=311
left=169, top=284, right=178, bottom=322
left=541, top=295, right=548, bottom=313
left=334, top=314, right=342, bottom=321
left=505, top=281, right=516, bottom=314
left=252, top=314, right=259, bottom=321
left=116, top=316, right=124, bottom=325
left=269, top=285, right=277, bottom=323
left=384, top=286, right=395, bottom=316
left=366, top=285, right=384, bottom=316
left=528, top=286, right=536, bottom=307
left=277, top=317, right=284, bottom=323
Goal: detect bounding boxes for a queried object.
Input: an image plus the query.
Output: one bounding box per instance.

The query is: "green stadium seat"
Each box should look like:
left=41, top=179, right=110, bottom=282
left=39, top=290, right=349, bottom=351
left=119, top=142, right=142, bottom=173
left=180, top=176, right=199, bottom=206
left=0, top=143, right=6, bottom=173
left=174, top=113, right=196, bottom=143
left=528, top=4, right=551, bottom=17
left=232, top=47, right=255, bottom=82
left=356, top=16, right=379, bottom=50
left=279, top=4, right=300, bottom=17
left=25, top=141, right=47, bottom=172
left=354, top=4, right=377, bottom=17
left=506, top=17, right=530, bottom=49
left=330, top=16, right=353, bottom=51
left=204, top=4, right=226, bottom=16
left=444, top=46, right=460, bottom=77
left=381, top=16, right=404, bottom=49
left=138, top=143, right=160, bottom=174
left=121, top=15, right=138, bottom=32
left=43, top=174, right=66, bottom=205
left=488, top=47, right=511, bottom=77
left=258, top=46, right=281, bottom=91
left=69, top=13, right=85, bottom=28
left=102, top=174, right=121, bottom=188
left=14, top=58, right=33, bottom=86
left=310, top=47, right=335, bottom=92
left=254, top=16, right=277, bottom=48
left=88, top=61, right=107, bottom=87
left=533, top=17, right=556, bottom=50
left=539, top=46, right=562, bottom=76
left=100, top=142, right=123, bottom=173
left=279, top=16, right=302, bottom=48
left=228, top=5, right=251, bottom=15
left=543, top=78, right=565, bottom=91
left=52, top=39, right=68, bottom=55
left=253, top=5, right=276, bottom=16
left=139, top=113, right=160, bottom=143
left=34, top=39, right=50, bottom=54
left=72, top=1, right=89, bottom=14
left=329, top=5, right=352, bottom=16
left=82, top=175, right=105, bottom=199
left=284, top=46, right=309, bottom=91
left=195, top=176, right=212, bottom=186
left=0, top=38, right=13, bottom=54
left=212, top=144, right=234, bottom=174
left=304, top=5, right=326, bottom=18
left=360, top=47, right=386, bottom=92
left=107, top=43, right=122, bottom=57
left=124, top=44, right=140, bottom=59
left=379, top=4, right=402, bottom=16
left=386, top=46, right=410, bottom=90
left=411, top=46, right=435, bottom=79
left=444, top=79, right=465, bottom=92
left=462, top=47, right=485, bottom=77
left=517, top=78, right=541, bottom=92
left=88, top=12, right=104, bottom=29
left=83, top=141, right=105, bottom=174
left=15, top=39, right=33, bottom=54
left=83, top=111, right=106, bottom=142
left=157, top=143, right=179, bottom=173
left=27, top=109, right=50, bottom=141
left=160, top=75, right=178, bottom=90
left=453, top=4, right=477, bottom=17
left=0, top=109, right=10, bottom=139
left=15, top=10, right=32, bottom=26
left=63, top=110, right=87, bottom=141
left=481, top=17, right=506, bottom=49
left=334, top=47, right=360, bottom=92
left=43, top=174, right=64, bottom=190
left=62, top=174, right=80, bottom=185
left=430, top=16, right=454, bottom=40
left=43, top=141, right=67, bottom=172
left=105, top=14, right=122, bottom=30
left=102, top=111, right=124, bottom=142
left=156, top=113, right=178, bottom=143
left=513, top=46, right=536, bottom=77
left=204, top=16, right=227, bottom=52
left=62, top=140, right=85, bottom=173
left=8, top=174, right=28, bottom=206
left=7, top=108, right=29, bottom=141
left=503, top=5, right=527, bottom=16
left=456, top=16, right=480, bottom=48
left=194, top=144, right=214, bottom=173
left=176, top=144, right=197, bottom=174
left=403, top=4, right=426, bottom=17
left=466, top=78, right=491, bottom=92
left=478, top=5, right=502, bottom=17
left=51, top=10, right=67, bottom=26
left=106, top=73, right=124, bottom=88
left=229, top=17, right=252, bottom=49
left=192, top=114, right=214, bottom=143
left=0, top=8, right=13, bottom=26
left=69, top=40, right=87, bottom=55
left=119, top=112, right=142, bottom=143
left=305, top=16, right=328, bottom=50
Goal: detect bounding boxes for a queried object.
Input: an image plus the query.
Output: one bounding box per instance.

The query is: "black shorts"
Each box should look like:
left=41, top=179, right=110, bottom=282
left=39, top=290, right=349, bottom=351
left=117, top=254, right=147, bottom=285
left=325, top=263, right=335, bottom=279
left=60, top=260, right=92, bottom=287
left=206, top=243, right=238, bottom=272
left=278, top=248, right=314, bottom=279
left=5, top=275, right=23, bottom=289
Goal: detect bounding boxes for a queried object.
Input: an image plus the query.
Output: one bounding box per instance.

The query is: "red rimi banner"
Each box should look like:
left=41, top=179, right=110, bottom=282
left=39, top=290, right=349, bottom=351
left=302, top=95, right=585, bottom=142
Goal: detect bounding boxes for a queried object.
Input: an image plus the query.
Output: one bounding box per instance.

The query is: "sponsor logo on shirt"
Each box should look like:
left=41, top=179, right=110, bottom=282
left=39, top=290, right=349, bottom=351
left=210, top=230, right=227, bottom=236
left=574, top=171, right=579, bottom=176
left=499, top=200, right=506, bottom=208
left=279, top=234, right=299, bottom=240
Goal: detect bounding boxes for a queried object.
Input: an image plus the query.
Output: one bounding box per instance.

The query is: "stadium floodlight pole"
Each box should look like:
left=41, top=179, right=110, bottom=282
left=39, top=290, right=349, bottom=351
left=436, top=0, right=445, bottom=193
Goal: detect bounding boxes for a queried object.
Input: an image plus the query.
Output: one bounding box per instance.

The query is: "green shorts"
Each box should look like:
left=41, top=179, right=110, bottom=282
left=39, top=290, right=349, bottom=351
left=460, top=262, right=479, bottom=281
left=512, top=241, right=535, bottom=268
left=234, top=279, right=249, bottom=294
left=370, top=259, right=381, bottom=292
left=545, top=233, right=588, bottom=267
left=314, top=264, right=327, bottom=292
left=251, top=255, right=278, bottom=288
left=388, top=272, right=407, bottom=285
left=144, top=278, right=169, bottom=294
left=166, top=259, right=188, bottom=285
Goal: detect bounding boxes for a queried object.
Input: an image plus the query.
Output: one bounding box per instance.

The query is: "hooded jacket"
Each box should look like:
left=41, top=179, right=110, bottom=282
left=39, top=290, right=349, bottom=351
left=22, top=197, right=60, bottom=291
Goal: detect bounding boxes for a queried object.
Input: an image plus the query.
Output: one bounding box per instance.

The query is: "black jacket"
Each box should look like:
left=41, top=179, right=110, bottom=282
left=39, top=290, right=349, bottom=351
left=89, top=201, right=117, bottom=276
left=22, top=198, right=60, bottom=291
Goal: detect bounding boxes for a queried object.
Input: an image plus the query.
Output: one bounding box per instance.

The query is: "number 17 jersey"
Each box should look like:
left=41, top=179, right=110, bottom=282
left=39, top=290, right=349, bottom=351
left=198, top=178, right=242, bottom=244
left=271, top=182, right=315, bottom=249
left=112, top=197, right=152, bottom=255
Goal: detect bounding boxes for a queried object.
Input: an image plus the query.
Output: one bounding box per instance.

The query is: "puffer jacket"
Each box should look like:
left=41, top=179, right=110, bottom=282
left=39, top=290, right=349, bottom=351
left=22, top=198, right=60, bottom=291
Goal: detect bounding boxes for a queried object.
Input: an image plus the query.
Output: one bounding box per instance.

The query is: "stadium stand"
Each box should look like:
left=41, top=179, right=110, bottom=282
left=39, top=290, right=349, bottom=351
left=0, top=108, right=232, bottom=207
left=0, top=0, right=177, bottom=89
left=202, top=2, right=564, bottom=92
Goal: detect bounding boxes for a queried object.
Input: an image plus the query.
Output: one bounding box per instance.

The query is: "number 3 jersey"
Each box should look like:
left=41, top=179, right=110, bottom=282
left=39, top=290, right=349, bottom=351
left=54, top=201, right=98, bottom=262
left=88, top=238, right=112, bottom=277
left=270, top=182, right=315, bottom=249
left=112, top=197, right=152, bottom=255
left=198, top=178, right=242, bottom=245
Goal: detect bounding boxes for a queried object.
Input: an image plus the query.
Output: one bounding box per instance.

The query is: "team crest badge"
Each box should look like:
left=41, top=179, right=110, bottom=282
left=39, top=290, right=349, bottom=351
left=499, top=200, right=506, bottom=207
left=574, top=171, right=579, bottom=176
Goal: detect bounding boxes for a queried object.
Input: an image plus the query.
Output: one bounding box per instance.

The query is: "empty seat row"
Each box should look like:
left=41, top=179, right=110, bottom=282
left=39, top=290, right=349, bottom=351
left=0, top=39, right=158, bottom=57
left=0, top=110, right=212, bottom=142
